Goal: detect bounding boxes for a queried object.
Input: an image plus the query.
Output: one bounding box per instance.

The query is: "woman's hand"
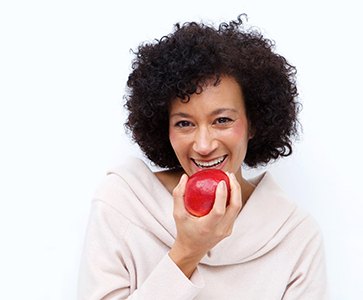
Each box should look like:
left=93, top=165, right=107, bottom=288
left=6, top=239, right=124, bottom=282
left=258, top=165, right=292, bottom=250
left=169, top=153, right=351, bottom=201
left=169, top=172, right=242, bottom=278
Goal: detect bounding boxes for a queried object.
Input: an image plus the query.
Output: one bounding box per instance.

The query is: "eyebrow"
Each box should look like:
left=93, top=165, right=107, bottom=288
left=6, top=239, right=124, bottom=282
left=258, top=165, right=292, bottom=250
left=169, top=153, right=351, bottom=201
left=211, top=108, right=238, bottom=115
left=170, top=108, right=238, bottom=118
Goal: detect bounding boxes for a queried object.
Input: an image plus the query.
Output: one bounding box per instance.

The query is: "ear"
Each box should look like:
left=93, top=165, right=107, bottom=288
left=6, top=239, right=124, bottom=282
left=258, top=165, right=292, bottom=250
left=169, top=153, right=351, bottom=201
left=248, top=121, right=255, bottom=140
left=248, top=131, right=255, bottom=140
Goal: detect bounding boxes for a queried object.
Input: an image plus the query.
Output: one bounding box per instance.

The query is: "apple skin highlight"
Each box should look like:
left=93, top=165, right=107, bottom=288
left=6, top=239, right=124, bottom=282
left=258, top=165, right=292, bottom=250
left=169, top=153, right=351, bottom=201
left=184, top=169, right=231, bottom=217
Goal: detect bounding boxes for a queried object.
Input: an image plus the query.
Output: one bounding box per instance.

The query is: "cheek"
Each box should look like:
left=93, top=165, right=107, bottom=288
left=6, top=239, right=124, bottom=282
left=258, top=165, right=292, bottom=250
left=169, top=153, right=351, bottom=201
left=169, top=129, right=184, bottom=154
left=169, top=129, right=177, bottom=149
left=169, top=127, right=175, bottom=142
left=229, top=120, right=249, bottom=141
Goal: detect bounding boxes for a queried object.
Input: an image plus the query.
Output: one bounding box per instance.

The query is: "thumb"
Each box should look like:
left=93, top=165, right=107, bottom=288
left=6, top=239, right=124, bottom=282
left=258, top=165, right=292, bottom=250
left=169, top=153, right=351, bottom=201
left=172, top=174, right=188, bottom=213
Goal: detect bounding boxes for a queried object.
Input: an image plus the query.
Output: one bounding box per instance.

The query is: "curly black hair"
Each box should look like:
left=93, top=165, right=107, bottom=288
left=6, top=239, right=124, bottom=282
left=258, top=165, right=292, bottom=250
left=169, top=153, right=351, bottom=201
left=124, top=14, right=301, bottom=169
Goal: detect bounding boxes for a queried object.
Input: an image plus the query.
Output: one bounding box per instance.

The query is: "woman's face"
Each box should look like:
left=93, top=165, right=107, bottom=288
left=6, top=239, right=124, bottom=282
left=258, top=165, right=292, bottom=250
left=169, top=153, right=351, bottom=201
left=169, top=76, right=252, bottom=180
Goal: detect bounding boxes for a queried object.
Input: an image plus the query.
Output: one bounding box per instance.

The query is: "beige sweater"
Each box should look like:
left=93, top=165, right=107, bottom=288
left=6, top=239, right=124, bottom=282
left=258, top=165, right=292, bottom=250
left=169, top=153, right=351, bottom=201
left=78, top=157, right=328, bottom=299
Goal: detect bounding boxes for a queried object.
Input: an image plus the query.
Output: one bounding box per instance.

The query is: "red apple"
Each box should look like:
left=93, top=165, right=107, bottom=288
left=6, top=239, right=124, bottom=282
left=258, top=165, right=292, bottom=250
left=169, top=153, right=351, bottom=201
left=184, top=169, right=231, bottom=217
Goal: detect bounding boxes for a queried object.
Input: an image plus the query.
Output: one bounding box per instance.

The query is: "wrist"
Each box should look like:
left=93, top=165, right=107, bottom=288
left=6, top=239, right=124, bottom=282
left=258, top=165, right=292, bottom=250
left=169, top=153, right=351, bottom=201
left=169, top=242, right=205, bottom=279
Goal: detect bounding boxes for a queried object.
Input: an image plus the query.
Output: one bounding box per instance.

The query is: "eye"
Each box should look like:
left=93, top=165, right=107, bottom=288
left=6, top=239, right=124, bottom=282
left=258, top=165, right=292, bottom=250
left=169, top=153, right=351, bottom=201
left=175, top=120, right=193, bottom=128
left=214, top=117, right=233, bottom=125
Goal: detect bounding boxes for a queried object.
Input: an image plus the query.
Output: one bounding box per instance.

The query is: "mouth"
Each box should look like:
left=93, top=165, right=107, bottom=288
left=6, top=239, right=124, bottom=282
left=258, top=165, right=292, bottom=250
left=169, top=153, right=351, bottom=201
left=191, top=155, right=227, bottom=169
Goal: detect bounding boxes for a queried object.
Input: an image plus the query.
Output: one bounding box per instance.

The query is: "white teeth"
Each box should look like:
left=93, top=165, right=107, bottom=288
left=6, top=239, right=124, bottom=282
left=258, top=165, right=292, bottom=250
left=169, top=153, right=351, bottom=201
left=194, top=156, right=226, bottom=168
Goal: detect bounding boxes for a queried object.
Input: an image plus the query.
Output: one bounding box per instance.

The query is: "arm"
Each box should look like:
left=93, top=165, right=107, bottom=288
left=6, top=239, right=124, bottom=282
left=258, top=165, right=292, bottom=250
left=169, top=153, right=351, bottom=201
left=169, top=173, right=243, bottom=278
left=282, top=229, right=329, bottom=300
left=78, top=200, right=204, bottom=300
left=78, top=171, right=242, bottom=299
left=78, top=199, right=131, bottom=299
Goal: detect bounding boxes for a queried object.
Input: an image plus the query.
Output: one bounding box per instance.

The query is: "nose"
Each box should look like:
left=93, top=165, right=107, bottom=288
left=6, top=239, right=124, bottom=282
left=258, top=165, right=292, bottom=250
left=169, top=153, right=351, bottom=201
left=192, top=127, right=217, bottom=156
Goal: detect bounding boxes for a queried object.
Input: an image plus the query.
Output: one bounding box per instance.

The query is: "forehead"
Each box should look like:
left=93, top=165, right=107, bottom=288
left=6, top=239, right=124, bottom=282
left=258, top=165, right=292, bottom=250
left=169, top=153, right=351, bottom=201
left=169, top=76, right=245, bottom=114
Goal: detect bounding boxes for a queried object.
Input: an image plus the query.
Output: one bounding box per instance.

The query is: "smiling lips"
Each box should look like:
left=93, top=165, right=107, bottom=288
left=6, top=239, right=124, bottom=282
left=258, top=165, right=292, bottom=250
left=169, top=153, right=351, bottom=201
left=192, top=155, right=227, bottom=168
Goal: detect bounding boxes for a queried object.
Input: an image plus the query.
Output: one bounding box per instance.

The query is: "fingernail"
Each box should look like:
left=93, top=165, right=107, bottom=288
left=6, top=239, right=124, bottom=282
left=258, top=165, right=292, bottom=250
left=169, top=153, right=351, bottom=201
left=182, top=174, right=188, bottom=182
left=220, top=180, right=226, bottom=190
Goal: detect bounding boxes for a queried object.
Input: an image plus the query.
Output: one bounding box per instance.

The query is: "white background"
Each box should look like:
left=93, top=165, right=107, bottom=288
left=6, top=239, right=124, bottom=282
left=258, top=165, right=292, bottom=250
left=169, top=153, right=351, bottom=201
left=0, top=0, right=362, bottom=299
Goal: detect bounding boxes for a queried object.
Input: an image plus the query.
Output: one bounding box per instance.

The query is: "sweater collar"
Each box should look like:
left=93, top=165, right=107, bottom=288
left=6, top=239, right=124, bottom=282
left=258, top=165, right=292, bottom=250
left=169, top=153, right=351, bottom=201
left=201, top=172, right=297, bottom=265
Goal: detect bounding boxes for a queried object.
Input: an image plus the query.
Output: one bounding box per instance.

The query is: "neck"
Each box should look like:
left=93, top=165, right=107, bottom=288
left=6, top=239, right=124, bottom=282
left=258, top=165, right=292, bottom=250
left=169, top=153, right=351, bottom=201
left=235, top=167, right=255, bottom=208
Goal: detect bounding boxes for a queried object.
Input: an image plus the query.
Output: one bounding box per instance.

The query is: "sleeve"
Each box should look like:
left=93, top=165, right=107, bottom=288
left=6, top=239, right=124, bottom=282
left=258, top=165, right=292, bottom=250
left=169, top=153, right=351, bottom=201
left=77, top=200, right=204, bottom=300
left=134, top=254, right=204, bottom=300
left=282, top=228, right=329, bottom=300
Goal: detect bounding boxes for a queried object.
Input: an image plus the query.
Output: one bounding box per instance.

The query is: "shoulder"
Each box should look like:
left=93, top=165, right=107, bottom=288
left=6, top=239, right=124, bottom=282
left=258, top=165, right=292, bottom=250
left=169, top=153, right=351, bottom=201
left=248, top=171, right=323, bottom=242
left=107, top=156, right=152, bottom=180
left=90, top=157, right=175, bottom=230
left=92, top=157, right=155, bottom=208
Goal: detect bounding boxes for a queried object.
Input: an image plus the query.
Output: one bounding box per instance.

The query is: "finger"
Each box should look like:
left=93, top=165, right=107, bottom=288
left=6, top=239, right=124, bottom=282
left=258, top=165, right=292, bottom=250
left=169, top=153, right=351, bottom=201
left=209, top=180, right=228, bottom=218
left=224, top=172, right=242, bottom=220
left=172, top=173, right=188, bottom=214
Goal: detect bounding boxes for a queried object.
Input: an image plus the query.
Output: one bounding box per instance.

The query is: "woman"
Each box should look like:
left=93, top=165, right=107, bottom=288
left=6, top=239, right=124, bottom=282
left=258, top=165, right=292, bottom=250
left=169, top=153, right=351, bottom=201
left=78, top=15, right=328, bottom=299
